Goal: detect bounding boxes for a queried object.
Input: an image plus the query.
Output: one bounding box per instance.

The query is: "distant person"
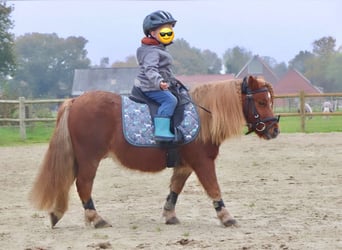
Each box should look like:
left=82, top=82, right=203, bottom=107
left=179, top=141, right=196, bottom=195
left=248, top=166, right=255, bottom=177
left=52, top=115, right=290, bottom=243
left=133, top=10, right=178, bottom=142
left=297, top=103, right=313, bottom=120
left=322, top=101, right=333, bottom=113
left=322, top=101, right=333, bottom=119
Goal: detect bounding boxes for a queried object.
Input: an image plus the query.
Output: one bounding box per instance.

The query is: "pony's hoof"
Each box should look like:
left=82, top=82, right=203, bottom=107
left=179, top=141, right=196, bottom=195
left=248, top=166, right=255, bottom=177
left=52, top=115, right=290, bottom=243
left=49, top=212, right=60, bottom=228
left=165, top=216, right=180, bottom=225
left=223, top=218, right=237, bottom=227
left=94, top=219, right=112, bottom=228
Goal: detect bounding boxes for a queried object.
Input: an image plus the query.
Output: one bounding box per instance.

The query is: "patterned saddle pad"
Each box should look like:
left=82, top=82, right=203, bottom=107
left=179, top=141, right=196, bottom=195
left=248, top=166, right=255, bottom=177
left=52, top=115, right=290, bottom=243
left=121, top=96, right=200, bottom=147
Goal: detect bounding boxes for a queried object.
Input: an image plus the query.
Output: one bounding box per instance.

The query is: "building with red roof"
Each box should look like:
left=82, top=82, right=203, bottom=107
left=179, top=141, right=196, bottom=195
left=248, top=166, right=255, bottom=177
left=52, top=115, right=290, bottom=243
left=236, top=55, right=279, bottom=85
left=273, top=68, right=321, bottom=95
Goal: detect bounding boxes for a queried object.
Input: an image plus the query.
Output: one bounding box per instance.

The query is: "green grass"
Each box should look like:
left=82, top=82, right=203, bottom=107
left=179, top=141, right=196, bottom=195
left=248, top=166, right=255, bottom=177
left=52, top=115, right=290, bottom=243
left=278, top=115, right=342, bottom=133
left=0, top=116, right=341, bottom=146
left=0, top=123, right=54, bottom=146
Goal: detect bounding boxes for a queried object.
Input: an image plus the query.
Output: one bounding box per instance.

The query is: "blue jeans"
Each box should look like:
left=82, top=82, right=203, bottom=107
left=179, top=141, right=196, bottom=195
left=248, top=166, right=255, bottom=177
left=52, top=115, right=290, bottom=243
left=144, top=90, right=178, bottom=117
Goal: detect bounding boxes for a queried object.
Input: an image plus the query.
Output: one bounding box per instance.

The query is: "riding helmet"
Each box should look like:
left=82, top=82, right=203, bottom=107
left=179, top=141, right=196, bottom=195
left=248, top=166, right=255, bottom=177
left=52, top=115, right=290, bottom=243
left=143, top=10, right=177, bottom=36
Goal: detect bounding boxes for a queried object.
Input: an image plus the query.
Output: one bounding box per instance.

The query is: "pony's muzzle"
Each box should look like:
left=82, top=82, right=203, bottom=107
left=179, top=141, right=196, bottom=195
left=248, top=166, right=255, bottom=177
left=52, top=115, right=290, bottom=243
left=267, top=115, right=280, bottom=139
left=272, top=127, right=280, bottom=137
left=263, top=115, right=280, bottom=139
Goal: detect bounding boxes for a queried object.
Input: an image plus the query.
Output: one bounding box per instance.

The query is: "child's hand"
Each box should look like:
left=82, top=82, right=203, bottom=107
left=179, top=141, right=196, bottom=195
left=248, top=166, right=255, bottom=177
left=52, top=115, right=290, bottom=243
left=160, top=81, right=169, bottom=90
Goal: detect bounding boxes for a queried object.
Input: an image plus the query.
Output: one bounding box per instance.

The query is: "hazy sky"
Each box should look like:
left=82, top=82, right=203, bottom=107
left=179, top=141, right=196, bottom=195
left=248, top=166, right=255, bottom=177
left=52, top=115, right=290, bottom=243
left=8, top=0, right=342, bottom=65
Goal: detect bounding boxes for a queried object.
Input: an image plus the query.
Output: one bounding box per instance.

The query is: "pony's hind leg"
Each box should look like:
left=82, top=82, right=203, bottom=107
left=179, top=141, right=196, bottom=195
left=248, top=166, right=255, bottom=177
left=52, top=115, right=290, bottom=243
left=49, top=191, right=70, bottom=228
left=76, top=170, right=112, bottom=228
left=163, top=166, right=193, bottom=224
left=82, top=197, right=111, bottom=228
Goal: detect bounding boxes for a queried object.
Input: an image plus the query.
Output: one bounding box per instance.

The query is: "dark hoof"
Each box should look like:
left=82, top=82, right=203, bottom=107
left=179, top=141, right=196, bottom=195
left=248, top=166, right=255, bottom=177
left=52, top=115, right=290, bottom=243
left=165, top=216, right=180, bottom=225
left=94, top=219, right=112, bottom=228
left=223, top=219, right=237, bottom=227
left=49, top=212, right=59, bottom=228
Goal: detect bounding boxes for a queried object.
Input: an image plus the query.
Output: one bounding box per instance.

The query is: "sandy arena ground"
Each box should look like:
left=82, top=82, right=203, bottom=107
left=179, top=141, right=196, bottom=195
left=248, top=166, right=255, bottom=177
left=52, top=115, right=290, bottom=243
left=0, top=133, right=341, bottom=250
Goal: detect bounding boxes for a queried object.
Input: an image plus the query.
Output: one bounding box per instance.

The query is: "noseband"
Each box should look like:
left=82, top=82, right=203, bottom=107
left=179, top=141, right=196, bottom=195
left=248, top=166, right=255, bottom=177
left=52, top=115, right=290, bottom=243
left=241, top=77, right=280, bottom=136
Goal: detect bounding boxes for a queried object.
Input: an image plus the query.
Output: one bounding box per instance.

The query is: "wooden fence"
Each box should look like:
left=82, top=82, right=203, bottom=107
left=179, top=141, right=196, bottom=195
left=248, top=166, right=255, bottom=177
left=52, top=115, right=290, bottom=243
left=275, top=91, right=342, bottom=131
left=0, top=97, right=65, bottom=140
left=1, top=92, right=342, bottom=140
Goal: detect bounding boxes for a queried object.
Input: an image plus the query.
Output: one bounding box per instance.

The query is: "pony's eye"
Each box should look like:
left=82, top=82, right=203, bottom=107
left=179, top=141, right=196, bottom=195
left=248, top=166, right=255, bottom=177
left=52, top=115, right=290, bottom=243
left=258, top=101, right=267, bottom=107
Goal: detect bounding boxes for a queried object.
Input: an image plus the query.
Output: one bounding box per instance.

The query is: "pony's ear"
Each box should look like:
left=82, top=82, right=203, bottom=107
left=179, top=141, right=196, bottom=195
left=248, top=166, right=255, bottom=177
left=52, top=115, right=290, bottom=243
left=247, top=75, right=258, bottom=90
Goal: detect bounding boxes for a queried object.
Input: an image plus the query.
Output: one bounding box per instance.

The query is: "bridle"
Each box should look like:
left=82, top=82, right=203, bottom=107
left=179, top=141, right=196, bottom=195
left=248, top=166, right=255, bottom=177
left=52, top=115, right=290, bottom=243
left=241, top=77, right=280, bottom=136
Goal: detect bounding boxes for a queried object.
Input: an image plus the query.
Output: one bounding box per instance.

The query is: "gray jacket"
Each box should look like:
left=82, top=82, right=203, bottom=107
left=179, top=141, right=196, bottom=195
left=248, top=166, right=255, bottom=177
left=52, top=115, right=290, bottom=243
left=135, top=43, right=175, bottom=92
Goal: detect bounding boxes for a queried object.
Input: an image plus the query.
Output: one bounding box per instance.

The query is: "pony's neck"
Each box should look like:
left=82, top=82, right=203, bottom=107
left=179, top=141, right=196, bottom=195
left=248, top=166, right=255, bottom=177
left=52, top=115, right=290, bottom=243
left=191, top=80, right=246, bottom=145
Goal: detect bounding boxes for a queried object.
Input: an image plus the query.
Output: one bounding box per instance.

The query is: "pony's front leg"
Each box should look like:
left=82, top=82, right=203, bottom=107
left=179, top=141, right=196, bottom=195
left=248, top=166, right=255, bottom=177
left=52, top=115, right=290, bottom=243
left=163, top=166, right=193, bottom=224
left=163, top=191, right=180, bottom=224
left=194, top=161, right=237, bottom=227
left=213, top=199, right=237, bottom=227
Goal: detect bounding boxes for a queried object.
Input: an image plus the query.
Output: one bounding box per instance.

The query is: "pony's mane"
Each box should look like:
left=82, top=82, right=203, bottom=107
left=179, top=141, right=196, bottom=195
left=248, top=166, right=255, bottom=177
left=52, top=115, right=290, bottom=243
left=265, top=82, right=275, bottom=108
left=190, top=79, right=245, bottom=145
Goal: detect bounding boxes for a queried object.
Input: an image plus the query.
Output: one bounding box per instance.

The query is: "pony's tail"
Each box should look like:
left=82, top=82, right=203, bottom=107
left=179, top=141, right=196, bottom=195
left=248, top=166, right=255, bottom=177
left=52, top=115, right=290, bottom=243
left=29, top=99, right=75, bottom=214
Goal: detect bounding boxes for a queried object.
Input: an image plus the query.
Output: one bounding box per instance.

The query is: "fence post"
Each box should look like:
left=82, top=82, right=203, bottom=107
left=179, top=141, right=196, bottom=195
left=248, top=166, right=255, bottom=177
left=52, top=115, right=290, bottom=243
left=19, top=96, right=26, bottom=140
left=299, top=91, right=305, bottom=132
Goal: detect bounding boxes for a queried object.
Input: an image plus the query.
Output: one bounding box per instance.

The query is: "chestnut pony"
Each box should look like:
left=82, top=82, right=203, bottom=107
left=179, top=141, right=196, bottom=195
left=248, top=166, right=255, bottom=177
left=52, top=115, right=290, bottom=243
left=30, top=76, right=279, bottom=228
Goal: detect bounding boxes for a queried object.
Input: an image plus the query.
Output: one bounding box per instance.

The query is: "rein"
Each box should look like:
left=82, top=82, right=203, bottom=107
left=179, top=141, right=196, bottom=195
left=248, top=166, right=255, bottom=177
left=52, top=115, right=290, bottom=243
left=169, top=79, right=212, bottom=115
left=241, top=77, right=280, bottom=136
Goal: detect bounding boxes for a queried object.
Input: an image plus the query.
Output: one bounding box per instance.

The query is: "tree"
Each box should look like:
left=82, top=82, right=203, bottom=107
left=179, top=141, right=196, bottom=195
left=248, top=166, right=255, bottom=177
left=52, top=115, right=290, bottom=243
left=12, top=33, right=91, bottom=97
left=0, top=2, right=16, bottom=80
left=288, top=36, right=342, bottom=92
left=289, top=50, right=314, bottom=73
left=305, top=36, right=338, bottom=92
left=168, top=38, right=212, bottom=75
left=272, top=62, right=288, bottom=79
left=105, top=39, right=221, bottom=75
left=201, top=49, right=222, bottom=74
left=325, top=52, right=342, bottom=92
left=100, top=57, right=110, bottom=67
left=312, top=36, right=336, bottom=59
left=223, top=46, right=252, bottom=75
left=111, top=55, right=138, bottom=67
left=260, top=56, right=288, bottom=78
